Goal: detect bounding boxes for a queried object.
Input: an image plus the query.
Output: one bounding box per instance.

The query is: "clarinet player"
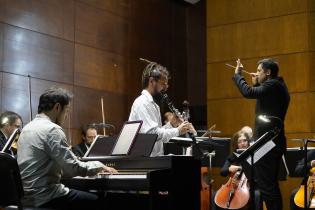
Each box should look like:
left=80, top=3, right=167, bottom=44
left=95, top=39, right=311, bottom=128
left=128, top=60, right=194, bottom=157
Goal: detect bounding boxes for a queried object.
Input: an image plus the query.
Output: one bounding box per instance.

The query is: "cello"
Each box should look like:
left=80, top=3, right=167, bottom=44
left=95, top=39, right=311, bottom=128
left=294, top=167, right=315, bottom=208
left=214, top=169, right=250, bottom=209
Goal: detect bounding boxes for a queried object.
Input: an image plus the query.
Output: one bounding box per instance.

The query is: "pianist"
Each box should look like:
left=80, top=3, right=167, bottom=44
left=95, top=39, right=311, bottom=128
left=129, top=61, right=192, bottom=156
left=17, top=87, right=117, bottom=209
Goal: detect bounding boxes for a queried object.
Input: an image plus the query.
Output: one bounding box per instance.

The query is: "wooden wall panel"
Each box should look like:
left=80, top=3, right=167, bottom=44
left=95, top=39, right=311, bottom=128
left=207, top=62, right=248, bottom=99
left=29, top=77, right=74, bottom=143
left=207, top=90, right=313, bottom=137
left=0, top=0, right=204, bottom=148
left=0, top=0, right=74, bottom=40
left=207, top=0, right=309, bottom=27
left=74, top=44, right=127, bottom=94
left=285, top=93, right=312, bottom=133
left=207, top=13, right=309, bottom=62
left=71, top=128, right=82, bottom=146
left=0, top=73, right=74, bottom=140
left=274, top=53, right=310, bottom=93
left=72, top=86, right=127, bottom=134
left=75, top=2, right=129, bottom=55
left=310, top=12, right=315, bottom=52
left=129, top=14, right=171, bottom=62
left=129, top=32, right=171, bottom=63
left=29, top=78, right=74, bottom=127
left=0, top=73, right=30, bottom=123
left=3, top=25, right=74, bottom=83
left=310, top=93, right=315, bottom=132
left=77, top=0, right=130, bottom=18
left=130, top=0, right=171, bottom=32
left=187, top=0, right=206, bottom=95
left=169, top=37, right=187, bottom=103
left=207, top=98, right=256, bottom=136
left=128, top=1, right=171, bottom=63
left=309, top=52, right=315, bottom=91
left=187, top=0, right=205, bottom=44
left=207, top=1, right=315, bottom=208
left=0, top=23, right=3, bottom=67
left=187, top=69, right=206, bottom=105
left=286, top=133, right=315, bottom=147
left=127, top=58, right=144, bottom=98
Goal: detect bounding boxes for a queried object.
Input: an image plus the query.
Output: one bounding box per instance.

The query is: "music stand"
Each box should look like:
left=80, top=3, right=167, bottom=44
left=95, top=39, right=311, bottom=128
left=232, top=127, right=280, bottom=210
left=1, top=128, right=20, bottom=155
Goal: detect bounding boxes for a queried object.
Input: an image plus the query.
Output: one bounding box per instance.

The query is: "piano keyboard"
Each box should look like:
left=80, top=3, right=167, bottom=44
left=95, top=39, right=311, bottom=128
left=73, top=170, right=149, bottom=180
left=96, top=172, right=147, bottom=179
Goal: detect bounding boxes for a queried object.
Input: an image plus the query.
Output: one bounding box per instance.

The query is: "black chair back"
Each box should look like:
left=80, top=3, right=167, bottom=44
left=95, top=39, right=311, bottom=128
left=0, top=152, right=24, bottom=209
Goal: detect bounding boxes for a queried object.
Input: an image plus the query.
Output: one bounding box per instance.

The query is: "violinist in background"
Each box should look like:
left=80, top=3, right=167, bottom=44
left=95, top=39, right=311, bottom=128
left=213, top=129, right=262, bottom=210
left=72, top=124, right=97, bottom=157
left=290, top=149, right=315, bottom=210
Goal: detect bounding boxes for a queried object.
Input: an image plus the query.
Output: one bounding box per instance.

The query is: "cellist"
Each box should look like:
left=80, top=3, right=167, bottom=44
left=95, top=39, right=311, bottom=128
left=212, top=129, right=262, bottom=210
left=290, top=149, right=315, bottom=210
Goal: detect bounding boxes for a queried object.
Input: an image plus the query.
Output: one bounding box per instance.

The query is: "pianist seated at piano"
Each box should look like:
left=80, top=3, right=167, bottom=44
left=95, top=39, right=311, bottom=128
left=17, top=87, right=117, bottom=210
left=72, top=124, right=97, bottom=157
left=128, top=61, right=194, bottom=157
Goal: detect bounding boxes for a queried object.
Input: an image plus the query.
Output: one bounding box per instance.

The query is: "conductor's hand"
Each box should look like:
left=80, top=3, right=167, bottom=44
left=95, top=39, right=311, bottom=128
left=234, top=58, right=244, bottom=74
left=229, top=165, right=242, bottom=173
left=100, top=166, right=118, bottom=174
left=250, top=73, right=258, bottom=86
left=178, top=121, right=192, bottom=135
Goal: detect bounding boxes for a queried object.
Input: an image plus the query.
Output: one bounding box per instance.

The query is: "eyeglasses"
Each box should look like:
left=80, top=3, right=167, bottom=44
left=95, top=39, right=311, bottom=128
left=159, top=80, right=168, bottom=86
left=13, top=124, right=22, bottom=130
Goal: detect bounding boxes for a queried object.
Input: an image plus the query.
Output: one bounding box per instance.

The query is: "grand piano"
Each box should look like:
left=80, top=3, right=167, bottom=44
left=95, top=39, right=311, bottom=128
left=62, top=155, right=201, bottom=210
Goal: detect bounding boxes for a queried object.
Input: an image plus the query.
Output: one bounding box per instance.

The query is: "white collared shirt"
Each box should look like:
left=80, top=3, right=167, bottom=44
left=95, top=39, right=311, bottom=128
left=17, top=113, right=105, bottom=207
left=129, top=90, right=179, bottom=156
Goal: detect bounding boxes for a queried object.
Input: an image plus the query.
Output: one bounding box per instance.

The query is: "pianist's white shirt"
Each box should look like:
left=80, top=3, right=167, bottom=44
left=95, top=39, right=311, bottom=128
left=129, top=89, right=179, bottom=157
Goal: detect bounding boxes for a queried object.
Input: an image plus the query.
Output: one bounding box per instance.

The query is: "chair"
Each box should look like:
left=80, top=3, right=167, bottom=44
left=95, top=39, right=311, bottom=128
left=0, top=152, right=24, bottom=210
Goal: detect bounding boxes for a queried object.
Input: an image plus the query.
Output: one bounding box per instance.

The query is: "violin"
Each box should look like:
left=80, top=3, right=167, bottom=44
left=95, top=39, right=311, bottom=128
left=294, top=167, right=315, bottom=208
left=214, top=170, right=250, bottom=209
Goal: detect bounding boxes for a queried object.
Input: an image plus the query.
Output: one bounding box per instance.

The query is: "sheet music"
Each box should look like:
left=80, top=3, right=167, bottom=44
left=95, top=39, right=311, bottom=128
left=171, top=137, right=192, bottom=141
left=246, top=140, right=276, bottom=165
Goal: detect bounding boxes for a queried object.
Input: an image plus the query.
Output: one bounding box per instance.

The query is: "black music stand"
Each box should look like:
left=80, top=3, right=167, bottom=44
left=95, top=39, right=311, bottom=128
left=232, top=127, right=280, bottom=210
left=1, top=128, right=20, bottom=155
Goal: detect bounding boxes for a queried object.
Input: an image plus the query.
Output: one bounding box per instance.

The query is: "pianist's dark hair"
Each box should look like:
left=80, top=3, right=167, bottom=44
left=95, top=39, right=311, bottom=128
left=142, top=62, right=170, bottom=88
left=257, top=58, right=279, bottom=78
left=0, top=111, right=22, bottom=129
left=38, top=87, right=73, bottom=113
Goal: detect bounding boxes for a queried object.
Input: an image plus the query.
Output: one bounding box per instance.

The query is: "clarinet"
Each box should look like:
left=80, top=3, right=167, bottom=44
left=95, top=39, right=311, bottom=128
left=160, top=92, right=197, bottom=144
